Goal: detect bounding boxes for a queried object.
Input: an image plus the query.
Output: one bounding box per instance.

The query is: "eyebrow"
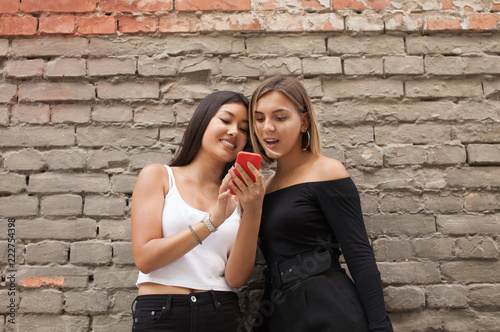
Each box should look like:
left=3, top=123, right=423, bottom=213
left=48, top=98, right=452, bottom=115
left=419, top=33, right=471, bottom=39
left=255, top=108, right=290, bottom=114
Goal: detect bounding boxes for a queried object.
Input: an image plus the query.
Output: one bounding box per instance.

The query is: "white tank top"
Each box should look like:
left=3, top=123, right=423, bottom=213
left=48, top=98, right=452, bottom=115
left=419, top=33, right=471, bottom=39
left=136, top=165, right=242, bottom=291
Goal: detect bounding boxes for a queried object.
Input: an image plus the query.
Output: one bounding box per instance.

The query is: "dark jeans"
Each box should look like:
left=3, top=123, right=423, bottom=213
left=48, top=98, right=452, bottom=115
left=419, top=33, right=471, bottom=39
left=131, top=291, right=243, bottom=332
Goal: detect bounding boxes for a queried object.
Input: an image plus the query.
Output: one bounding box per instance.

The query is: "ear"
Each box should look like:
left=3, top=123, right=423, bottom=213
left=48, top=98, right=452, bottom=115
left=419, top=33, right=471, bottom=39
left=300, top=112, right=311, bottom=132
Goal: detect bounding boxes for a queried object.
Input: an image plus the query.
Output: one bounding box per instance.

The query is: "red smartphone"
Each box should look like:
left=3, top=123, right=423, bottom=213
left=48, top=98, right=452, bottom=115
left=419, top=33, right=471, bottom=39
left=230, top=151, right=262, bottom=195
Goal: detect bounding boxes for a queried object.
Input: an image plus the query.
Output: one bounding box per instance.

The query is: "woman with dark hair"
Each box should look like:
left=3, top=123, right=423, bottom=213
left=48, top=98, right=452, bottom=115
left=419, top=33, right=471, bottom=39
left=131, top=91, right=265, bottom=331
left=249, top=76, right=393, bottom=332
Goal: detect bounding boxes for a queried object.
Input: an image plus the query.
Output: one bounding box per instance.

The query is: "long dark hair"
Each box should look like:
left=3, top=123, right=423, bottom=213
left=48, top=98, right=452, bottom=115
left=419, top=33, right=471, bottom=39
left=170, top=91, right=250, bottom=169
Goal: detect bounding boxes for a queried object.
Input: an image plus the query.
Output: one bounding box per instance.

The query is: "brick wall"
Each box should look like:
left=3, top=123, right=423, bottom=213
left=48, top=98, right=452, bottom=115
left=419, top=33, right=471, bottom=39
left=1, top=0, right=500, bottom=331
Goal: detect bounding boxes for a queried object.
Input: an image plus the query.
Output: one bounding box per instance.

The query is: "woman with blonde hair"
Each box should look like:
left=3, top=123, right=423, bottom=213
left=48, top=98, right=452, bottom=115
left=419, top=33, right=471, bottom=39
left=249, top=76, right=393, bottom=332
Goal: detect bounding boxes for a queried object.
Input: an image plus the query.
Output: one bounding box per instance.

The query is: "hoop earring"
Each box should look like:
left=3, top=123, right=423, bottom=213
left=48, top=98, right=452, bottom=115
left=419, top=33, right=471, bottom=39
left=301, top=130, right=310, bottom=150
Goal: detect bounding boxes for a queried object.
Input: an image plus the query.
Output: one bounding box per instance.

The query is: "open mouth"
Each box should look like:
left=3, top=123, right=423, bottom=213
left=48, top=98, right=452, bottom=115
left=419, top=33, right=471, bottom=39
left=221, top=139, right=235, bottom=149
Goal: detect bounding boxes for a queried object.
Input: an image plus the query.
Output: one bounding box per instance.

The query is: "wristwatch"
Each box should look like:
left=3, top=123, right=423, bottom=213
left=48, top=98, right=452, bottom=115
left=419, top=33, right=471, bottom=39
left=202, top=213, right=218, bottom=233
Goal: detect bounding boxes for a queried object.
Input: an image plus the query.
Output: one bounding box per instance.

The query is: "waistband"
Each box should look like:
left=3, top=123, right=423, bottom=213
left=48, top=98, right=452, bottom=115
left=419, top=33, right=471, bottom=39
left=269, top=250, right=342, bottom=289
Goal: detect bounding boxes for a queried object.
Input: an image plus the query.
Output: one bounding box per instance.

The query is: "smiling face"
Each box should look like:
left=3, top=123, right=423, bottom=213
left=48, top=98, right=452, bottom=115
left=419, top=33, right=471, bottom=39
left=254, top=91, right=308, bottom=160
left=201, top=102, right=249, bottom=162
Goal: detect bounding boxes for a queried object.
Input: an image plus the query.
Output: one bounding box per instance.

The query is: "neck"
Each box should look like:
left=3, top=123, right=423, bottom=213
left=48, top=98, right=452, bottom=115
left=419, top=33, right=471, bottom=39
left=182, top=152, right=227, bottom=185
left=275, top=148, right=309, bottom=175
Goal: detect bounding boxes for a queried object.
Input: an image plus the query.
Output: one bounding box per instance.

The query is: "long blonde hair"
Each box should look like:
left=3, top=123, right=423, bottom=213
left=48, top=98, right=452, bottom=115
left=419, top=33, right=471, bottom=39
left=249, top=76, right=321, bottom=165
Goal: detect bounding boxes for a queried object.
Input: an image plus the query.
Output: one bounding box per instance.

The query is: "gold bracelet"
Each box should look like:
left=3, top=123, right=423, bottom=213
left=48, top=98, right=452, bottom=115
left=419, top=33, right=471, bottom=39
left=188, top=224, right=202, bottom=245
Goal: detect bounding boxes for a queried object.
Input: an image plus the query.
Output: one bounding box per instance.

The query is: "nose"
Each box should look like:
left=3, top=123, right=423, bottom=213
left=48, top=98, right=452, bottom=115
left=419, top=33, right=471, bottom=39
left=261, top=119, right=275, bottom=133
left=228, top=123, right=238, bottom=137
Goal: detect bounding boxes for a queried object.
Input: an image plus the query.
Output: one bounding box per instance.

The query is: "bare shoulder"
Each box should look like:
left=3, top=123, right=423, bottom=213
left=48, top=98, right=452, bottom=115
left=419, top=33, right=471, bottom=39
left=135, top=163, right=169, bottom=193
left=309, top=155, right=349, bottom=182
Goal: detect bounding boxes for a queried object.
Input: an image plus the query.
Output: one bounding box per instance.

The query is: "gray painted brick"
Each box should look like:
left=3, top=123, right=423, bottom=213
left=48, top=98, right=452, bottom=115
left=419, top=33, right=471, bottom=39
left=406, top=79, right=483, bottom=98
left=112, top=242, right=134, bottom=265
left=0, top=195, right=38, bottom=217
left=0, top=83, right=17, bottom=103
left=456, top=236, right=498, bottom=259
left=375, top=124, right=452, bottom=144
left=15, top=315, right=89, bottom=332
left=26, top=241, right=69, bottom=264
left=0, top=39, right=8, bottom=56
left=84, top=195, right=127, bottom=217
left=16, top=218, right=97, bottom=240
left=87, top=149, right=129, bottom=170
left=468, top=144, right=500, bottom=165
left=366, top=214, right=436, bottom=237
left=426, top=285, right=468, bottom=308
left=19, top=289, right=63, bottom=314
left=11, top=104, right=50, bottom=124
left=88, top=57, right=137, bottom=76
left=29, top=173, right=109, bottom=193
left=19, top=82, right=95, bottom=101
left=344, top=57, right=384, bottom=76
left=70, top=241, right=113, bottom=265
left=384, top=56, right=424, bottom=75
left=77, top=127, right=158, bottom=147
left=442, top=261, right=500, bottom=283
left=0, top=172, right=26, bottom=194
left=323, top=79, right=403, bottom=99
left=46, top=149, right=86, bottom=170
left=52, top=104, right=92, bottom=123
left=138, top=55, right=178, bottom=76
left=45, top=58, right=86, bottom=77
left=12, top=38, right=88, bottom=57
left=98, top=219, right=131, bottom=241
left=413, top=237, right=455, bottom=260
left=437, top=215, right=500, bottom=235
left=97, top=81, right=159, bottom=100
left=93, top=104, right=134, bottom=122
left=4, top=149, right=45, bottom=171
left=6, top=59, right=45, bottom=78
left=384, top=286, right=426, bottom=311
left=328, top=35, right=404, bottom=55
left=64, top=290, right=109, bottom=314
left=0, top=106, right=8, bottom=125
left=302, top=57, right=342, bottom=76
left=134, top=104, right=175, bottom=124
left=378, top=262, right=442, bottom=285
left=41, top=194, right=83, bottom=217
left=247, top=35, right=326, bottom=56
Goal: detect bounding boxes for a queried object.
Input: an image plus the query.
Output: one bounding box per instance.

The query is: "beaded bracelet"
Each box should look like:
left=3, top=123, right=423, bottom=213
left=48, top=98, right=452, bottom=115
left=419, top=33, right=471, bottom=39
left=188, top=224, right=202, bottom=245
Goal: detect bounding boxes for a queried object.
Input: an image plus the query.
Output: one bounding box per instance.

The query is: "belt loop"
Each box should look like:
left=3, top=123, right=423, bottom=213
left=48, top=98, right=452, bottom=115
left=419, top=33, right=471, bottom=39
left=164, top=294, right=172, bottom=317
left=130, top=297, right=138, bottom=316
left=210, top=290, right=222, bottom=312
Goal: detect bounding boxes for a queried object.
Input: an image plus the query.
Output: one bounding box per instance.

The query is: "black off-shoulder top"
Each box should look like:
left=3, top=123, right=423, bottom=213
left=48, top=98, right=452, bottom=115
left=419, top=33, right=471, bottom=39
left=259, top=177, right=392, bottom=331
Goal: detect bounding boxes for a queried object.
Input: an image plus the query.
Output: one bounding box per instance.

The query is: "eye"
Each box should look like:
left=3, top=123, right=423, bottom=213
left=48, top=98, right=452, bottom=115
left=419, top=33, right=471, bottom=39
left=276, top=115, right=287, bottom=121
left=239, top=127, right=249, bottom=134
left=255, top=115, right=265, bottom=122
left=219, top=118, right=230, bottom=124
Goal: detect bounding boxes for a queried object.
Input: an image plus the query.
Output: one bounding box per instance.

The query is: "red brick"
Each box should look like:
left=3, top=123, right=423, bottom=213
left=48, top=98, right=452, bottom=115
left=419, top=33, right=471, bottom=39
left=0, top=15, right=38, bottom=36
left=99, top=0, right=172, bottom=12
left=119, top=16, right=158, bottom=33
left=22, top=0, right=95, bottom=13
left=39, top=14, right=75, bottom=34
left=78, top=15, right=117, bottom=35
left=468, top=13, right=500, bottom=30
left=494, top=3, right=500, bottom=12
left=159, top=14, right=197, bottom=32
left=20, top=276, right=66, bottom=287
left=426, top=17, right=462, bottom=30
left=332, top=0, right=367, bottom=10
left=441, top=0, right=453, bottom=10
left=0, top=0, right=19, bottom=13
left=254, top=0, right=280, bottom=10
left=300, top=0, right=330, bottom=10
left=177, top=0, right=251, bottom=11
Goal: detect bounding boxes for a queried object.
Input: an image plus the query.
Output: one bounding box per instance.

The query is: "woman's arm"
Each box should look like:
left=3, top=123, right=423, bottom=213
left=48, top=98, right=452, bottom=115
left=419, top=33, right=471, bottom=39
left=224, top=163, right=265, bottom=288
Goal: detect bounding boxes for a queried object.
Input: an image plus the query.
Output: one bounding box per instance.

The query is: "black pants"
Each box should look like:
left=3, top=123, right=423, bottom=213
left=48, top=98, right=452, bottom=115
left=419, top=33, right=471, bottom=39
left=132, top=291, right=244, bottom=332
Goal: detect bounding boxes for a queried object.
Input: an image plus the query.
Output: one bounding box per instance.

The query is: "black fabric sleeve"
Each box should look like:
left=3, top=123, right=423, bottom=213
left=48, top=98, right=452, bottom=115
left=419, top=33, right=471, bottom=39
left=313, top=179, right=393, bottom=332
